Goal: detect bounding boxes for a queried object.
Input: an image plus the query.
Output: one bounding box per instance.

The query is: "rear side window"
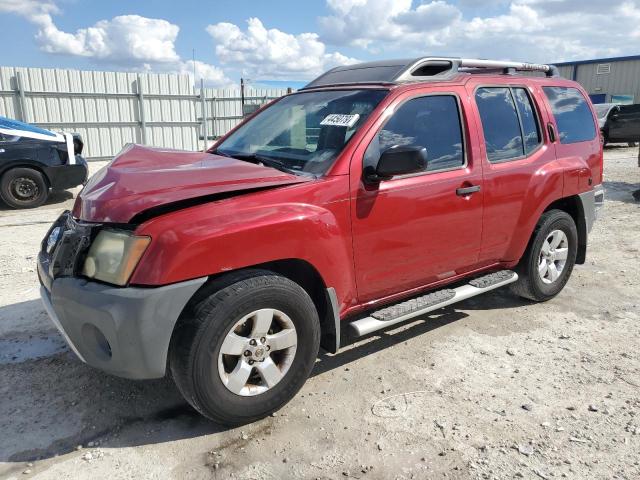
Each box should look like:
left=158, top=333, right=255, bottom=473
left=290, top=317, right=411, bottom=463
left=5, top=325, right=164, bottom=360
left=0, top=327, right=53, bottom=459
left=475, top=87, right=524, bottom=162
left=369, top=95, right=464, bottom=172
left=543, top=87, right=596, bottom=144
left=513, top=88, right=541, bottom=153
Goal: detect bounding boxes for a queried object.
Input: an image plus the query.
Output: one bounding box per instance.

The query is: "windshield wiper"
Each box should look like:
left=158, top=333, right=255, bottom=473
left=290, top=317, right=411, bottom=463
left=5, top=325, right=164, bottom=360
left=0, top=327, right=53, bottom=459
left=213, top=150, right=312, bottom=177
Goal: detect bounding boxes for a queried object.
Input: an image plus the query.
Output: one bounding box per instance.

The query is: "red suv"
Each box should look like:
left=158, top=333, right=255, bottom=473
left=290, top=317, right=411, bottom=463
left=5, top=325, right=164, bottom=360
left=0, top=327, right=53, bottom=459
left=38, top=57, right=604, bottom=425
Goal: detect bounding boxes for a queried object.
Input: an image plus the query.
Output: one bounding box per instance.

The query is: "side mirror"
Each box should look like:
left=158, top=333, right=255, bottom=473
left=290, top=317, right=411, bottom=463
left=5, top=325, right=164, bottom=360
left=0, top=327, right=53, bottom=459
left=366, top=145, right=428, bottom=182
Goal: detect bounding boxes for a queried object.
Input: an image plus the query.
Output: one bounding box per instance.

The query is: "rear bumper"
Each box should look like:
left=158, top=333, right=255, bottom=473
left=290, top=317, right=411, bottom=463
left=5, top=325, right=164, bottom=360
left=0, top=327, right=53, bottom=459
left=39, top=271, right=206, bottom=379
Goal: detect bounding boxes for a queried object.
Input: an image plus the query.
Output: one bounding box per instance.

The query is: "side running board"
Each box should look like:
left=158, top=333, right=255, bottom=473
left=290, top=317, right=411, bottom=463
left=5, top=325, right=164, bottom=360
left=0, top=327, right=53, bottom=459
left=349, top=270, right=518, bottom=337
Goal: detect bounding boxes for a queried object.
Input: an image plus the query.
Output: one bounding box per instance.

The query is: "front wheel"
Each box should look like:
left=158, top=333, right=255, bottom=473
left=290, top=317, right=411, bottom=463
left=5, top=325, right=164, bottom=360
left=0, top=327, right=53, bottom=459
left=0, top=167, right=49, bottom=209
left=169, top=270, right=320, bottom=425
left=511, top=209, right=578, bottom=302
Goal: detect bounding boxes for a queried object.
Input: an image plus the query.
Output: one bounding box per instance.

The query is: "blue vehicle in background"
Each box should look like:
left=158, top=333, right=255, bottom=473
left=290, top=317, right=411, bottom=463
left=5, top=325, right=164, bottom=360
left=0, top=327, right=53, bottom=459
left=0, top=116, right=87, bottom=208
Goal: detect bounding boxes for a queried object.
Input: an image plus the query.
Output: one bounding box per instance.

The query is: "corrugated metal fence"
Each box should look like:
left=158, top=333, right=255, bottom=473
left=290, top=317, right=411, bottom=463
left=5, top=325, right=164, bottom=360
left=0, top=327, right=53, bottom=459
left=0, top=66, right=289, bottom=160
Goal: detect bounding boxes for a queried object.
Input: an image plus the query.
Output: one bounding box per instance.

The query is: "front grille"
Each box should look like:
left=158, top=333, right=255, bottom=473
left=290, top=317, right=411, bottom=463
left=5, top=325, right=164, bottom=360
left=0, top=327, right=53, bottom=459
left=42, top=211, right=101, bottom=279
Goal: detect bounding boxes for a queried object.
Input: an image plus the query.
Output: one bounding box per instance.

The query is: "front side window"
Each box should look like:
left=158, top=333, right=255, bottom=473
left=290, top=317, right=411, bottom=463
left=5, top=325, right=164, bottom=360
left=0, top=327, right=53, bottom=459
left=543, top=86, right=596, bottom=144
left=366, top=95, right=465, bottom=173
left=214, top=89, right=388, bottom=176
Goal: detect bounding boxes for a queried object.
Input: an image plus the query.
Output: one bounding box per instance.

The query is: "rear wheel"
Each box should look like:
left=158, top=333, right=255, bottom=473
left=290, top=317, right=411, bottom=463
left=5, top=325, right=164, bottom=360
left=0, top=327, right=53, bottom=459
left=511, top=210, right=578, bottom=302
left=0, top=167, right=49, bottom=209
left=169, top=270, right=320, bottom=425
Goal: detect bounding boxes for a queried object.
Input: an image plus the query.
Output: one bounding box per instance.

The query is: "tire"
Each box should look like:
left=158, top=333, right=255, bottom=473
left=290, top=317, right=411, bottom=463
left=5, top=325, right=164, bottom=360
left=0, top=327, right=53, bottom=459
left=0, top=167, right=49, bottom=209
left=169, top=270, right=320, bottom=425
left=510, top=209, right=578, bottom=302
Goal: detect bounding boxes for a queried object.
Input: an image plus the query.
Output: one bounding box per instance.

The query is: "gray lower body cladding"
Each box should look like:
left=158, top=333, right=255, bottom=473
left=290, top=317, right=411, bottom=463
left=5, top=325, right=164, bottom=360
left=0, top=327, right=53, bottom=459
left=40, top=276, right=206, bottom=379
left=577, top=184, right=604, bottom=234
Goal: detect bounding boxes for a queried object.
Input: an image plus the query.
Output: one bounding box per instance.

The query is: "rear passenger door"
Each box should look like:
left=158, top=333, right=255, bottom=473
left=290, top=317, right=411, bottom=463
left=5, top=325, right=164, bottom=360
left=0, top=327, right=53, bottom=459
left=470, top=84, right=558, bottom=263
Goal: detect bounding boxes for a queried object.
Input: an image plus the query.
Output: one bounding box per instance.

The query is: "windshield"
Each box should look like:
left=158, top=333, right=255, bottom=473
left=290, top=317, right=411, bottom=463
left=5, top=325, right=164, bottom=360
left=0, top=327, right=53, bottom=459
left=594, top=104, right=614, bottom=118
left=213, top=89, right=388, bottom=176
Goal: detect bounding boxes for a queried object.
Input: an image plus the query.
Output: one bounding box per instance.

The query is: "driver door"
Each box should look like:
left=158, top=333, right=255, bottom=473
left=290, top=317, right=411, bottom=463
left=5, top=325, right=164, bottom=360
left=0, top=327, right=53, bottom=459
left=349, top=89, right=484, bottom=302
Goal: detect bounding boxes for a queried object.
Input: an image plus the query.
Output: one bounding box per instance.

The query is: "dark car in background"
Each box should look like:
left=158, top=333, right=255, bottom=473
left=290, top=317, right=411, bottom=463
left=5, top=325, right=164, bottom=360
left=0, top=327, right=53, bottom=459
left=0, top=116, right=88, bottom=208
left=595, top=103, right=640, bottom=146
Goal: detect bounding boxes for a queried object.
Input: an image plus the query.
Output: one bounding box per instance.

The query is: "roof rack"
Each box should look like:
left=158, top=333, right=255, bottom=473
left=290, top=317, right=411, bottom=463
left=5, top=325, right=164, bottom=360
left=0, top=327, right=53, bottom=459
left=457, top=58, right=559, bottom=77
left=301, top=57, right=560, bottom=90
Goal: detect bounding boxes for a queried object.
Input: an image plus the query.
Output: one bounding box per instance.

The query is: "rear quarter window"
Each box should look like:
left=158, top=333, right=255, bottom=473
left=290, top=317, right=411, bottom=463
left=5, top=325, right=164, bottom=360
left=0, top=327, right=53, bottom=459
left=543, top=86, right=596, bottom=144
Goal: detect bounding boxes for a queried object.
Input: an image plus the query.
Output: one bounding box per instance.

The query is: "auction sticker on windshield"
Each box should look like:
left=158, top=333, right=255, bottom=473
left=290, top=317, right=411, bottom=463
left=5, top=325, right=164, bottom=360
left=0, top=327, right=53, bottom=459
left=320, top=114, right=360, bottom=128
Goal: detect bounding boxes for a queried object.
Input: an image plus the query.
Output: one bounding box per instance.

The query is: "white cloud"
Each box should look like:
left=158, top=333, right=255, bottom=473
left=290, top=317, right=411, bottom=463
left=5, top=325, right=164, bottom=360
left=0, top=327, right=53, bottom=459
left=34, top=15, right=181, bottom=64
left=318, top=0, right=640, bottom=63
left=177, top=60, right=233, bottom=87
left=206, top=17, right=358, bottom=79
left=396, top=2, right=462, bottom=30
left=0, top=0, right=233, bottom=87
left=0, top=0, right=57, bottom=17
left=3, top=0, right=640, bottom=85
left=319, top=0, right=412, bottom=48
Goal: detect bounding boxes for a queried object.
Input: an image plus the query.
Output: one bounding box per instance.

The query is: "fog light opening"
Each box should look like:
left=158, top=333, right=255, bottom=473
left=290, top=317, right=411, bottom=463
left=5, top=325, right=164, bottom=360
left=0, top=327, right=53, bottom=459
left=81, top=323, right=112, bottom=361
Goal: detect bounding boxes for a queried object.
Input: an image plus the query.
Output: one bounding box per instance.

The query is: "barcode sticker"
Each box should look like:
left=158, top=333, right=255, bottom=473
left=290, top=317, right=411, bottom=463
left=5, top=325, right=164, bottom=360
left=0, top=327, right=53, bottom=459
left=320, top=114, right=360, bottom=128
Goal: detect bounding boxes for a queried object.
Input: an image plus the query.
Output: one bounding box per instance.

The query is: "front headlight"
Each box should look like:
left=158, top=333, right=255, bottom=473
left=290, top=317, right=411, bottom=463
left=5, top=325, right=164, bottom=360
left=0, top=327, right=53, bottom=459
left=82, top=229, right=151, bottom=286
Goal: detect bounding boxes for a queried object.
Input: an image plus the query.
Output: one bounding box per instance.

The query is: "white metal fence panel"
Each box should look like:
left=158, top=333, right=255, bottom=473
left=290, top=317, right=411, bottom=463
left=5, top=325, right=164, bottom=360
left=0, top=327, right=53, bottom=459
left=200, top=86, right=289, bottom=148
left=0, top=66, right=290, bottom=160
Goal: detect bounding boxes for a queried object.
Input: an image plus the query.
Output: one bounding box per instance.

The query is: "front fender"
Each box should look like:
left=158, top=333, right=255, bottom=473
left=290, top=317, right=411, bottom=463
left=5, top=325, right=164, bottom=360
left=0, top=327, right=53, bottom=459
left=130, top=177, right=357, bottom=311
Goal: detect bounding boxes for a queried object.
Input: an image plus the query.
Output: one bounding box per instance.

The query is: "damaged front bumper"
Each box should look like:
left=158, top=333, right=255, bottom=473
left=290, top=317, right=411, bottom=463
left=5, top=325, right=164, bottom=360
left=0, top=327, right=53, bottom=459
left=37, top=211, right=206, bottom=379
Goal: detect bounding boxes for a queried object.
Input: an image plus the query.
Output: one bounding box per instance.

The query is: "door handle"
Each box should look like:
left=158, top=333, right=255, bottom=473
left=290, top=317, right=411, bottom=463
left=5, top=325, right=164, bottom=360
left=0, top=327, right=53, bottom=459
left=456, top=185, right=481, bottom=196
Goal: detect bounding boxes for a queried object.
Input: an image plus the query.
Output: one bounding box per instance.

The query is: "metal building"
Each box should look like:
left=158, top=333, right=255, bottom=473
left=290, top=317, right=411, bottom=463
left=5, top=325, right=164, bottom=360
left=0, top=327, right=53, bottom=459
left=554, top=55, right=640, bottom=104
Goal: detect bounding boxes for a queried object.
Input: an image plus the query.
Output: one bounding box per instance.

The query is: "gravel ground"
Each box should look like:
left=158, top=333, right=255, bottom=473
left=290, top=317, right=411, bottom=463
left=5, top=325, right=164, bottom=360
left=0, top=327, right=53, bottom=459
left=0, top=148, right=639, bottom=480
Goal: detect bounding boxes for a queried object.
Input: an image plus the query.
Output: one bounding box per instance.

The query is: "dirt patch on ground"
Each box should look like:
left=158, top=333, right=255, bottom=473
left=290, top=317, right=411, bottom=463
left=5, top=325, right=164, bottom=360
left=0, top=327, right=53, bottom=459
left=0, top=150, right=639, bottom=479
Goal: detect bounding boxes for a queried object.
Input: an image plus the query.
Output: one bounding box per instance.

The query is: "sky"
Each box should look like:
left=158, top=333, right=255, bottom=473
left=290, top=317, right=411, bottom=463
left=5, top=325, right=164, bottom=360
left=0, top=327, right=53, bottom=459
left=0, top=0, right=639, bottom=88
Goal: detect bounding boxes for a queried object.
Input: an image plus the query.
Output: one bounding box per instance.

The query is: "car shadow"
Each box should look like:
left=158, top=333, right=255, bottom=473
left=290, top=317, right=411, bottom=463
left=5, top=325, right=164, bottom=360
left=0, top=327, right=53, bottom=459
left=604, top=180, right=640, bottom=204
left=44, top=189, right=75, bottom=205
left=1, top=290, right=527, bottom=463
left=0, top=190, right=74, bottom=211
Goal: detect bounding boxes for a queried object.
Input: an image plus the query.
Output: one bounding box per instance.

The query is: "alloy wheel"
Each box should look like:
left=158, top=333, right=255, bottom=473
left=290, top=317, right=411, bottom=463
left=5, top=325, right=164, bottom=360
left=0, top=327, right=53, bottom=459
left=538, top=229, right=569, bottom=284
left=217, top=308, right=298, bottom=396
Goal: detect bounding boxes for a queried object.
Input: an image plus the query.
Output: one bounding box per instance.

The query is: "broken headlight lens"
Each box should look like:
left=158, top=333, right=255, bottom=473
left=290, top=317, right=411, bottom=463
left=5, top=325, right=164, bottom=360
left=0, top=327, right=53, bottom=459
left=82, top=229, right=151, bottom=286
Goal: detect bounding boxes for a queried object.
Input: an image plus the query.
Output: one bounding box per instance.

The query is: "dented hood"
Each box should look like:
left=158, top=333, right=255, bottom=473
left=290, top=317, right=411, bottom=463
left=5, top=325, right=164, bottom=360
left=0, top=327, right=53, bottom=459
left=72, top=145, right=312, bottom=223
